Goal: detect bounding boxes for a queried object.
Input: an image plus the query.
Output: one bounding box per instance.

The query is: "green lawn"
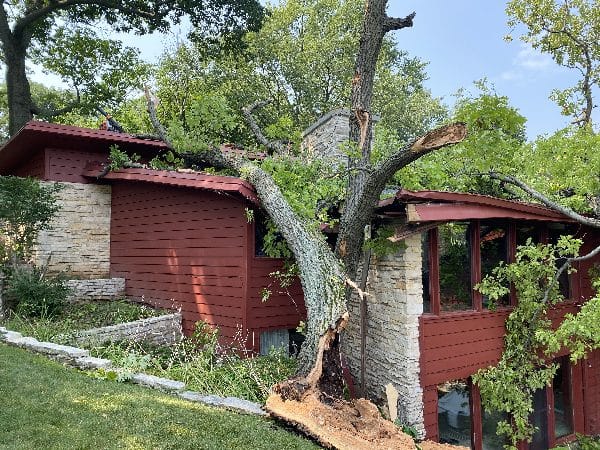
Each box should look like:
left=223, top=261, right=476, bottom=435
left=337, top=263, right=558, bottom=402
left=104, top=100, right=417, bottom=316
left=0, top=343, right=319, bottom=450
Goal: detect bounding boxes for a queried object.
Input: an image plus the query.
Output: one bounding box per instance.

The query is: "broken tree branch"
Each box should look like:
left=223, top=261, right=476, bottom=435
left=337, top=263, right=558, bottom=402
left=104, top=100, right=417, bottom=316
left=488, top=171, right=600, bottom=228
left=383, top=11, right=416, bottom=33
left=241, top=100, right=288, bottom=154
left=144, top=86, right=173, bottom=149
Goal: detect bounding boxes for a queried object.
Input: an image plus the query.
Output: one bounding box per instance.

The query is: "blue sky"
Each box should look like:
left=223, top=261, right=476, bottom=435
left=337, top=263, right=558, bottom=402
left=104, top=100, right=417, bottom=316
left=30, top=1, right=580, bottom=140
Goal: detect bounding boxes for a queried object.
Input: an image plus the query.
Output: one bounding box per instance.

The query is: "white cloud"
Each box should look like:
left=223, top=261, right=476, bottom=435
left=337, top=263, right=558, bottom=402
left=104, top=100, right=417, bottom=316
left=499, top=70, right=523, bottom=81
left=514, top=44, right=554, bottom=72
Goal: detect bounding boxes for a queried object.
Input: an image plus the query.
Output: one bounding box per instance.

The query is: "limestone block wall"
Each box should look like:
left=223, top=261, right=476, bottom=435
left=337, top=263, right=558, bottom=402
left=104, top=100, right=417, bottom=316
left=73, top=313, right=183, bottom=346
left=34, top=181, right=111, bottom=278
left=343, top=232, right=425, bottom=437
left=301, top=108, right=351, bottom=163
left=66, top=278, right=125, bottom=303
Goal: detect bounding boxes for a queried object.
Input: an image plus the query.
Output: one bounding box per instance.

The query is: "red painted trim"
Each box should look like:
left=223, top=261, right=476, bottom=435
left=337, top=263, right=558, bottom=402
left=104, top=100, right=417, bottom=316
left=83, top=166, right=260, bottom=205
left=472, top=221, right=482, bottom=311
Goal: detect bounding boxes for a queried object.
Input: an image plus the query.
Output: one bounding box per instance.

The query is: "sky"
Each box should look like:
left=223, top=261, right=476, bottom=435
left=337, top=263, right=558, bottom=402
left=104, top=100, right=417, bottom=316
left=29, top=1, right=582, bottom=140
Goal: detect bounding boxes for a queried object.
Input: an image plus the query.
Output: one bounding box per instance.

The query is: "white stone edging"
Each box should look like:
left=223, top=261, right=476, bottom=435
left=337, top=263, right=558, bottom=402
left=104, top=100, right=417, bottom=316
left=0, top=326, right=267, bottom=417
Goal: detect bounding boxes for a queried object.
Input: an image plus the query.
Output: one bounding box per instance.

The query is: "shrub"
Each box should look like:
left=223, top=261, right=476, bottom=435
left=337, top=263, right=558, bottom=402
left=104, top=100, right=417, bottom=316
left=5, top=266, right=70, bottom=318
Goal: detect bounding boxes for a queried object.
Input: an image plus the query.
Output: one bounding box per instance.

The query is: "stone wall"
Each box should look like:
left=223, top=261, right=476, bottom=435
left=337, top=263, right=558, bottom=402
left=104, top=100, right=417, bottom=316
left=73, top=313, right=183, bottom=346
left=34, top=181, right=111, bottom=278
left=343, top=232, right=425, bottom=437
left=66, top=278, right=125, bottom=303
left=301, top=108, right=351, bottom=164
left=301, top=108, right=379, bottom=164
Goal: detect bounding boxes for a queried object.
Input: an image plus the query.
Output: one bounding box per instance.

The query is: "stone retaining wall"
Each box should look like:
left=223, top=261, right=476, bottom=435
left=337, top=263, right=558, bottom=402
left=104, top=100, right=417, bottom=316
left=343, top=232, right=425, bottom=437
left=73, top=313, right=183, bottom=346
left=66, top=278, right=125, bottom=303
left=34, top=181, right=111, bottom=278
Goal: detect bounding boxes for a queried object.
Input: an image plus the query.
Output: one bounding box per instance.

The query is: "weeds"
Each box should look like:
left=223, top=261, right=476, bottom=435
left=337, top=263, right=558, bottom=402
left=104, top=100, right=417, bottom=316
left=90, top=322, right=297, bottom=403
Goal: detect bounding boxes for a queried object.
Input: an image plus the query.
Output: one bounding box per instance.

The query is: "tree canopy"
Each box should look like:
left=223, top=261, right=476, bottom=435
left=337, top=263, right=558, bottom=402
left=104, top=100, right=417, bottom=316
left=0, top=0, right=264, bottom=136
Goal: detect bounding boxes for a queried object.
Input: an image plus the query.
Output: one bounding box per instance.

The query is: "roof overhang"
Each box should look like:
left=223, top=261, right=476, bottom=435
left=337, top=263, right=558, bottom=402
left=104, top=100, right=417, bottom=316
left=82, top=165, right=259, bottom=206
left=0, top=121, right=169, bottom=173
left=377, top=189, right=572, bottom=223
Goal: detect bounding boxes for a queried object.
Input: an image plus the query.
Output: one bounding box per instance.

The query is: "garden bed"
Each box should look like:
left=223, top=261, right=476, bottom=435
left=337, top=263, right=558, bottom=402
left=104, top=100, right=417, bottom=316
left=0, top=299, right=168, bottom=344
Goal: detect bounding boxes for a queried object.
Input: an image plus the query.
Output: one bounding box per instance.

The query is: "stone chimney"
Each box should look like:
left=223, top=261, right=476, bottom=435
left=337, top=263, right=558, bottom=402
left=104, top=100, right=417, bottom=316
left=301, top=109, right=380, bottom=164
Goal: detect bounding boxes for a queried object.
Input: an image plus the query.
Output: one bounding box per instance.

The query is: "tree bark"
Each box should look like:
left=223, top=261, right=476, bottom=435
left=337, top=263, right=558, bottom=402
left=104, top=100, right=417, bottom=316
left=3, top=37, right=34, bottom=136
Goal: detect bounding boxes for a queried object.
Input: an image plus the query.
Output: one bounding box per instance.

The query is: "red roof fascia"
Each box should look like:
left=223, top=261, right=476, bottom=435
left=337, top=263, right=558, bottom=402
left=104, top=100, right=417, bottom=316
left=83, top=166, right=259, bottom=205
left=0, top=121, right=169, bottom=173
left=378, top=189, right=571, bottom=222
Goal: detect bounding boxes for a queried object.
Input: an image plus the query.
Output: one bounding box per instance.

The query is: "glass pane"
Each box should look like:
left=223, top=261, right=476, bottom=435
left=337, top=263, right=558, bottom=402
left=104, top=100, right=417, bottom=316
left=438, top=380, right=471, bottom=447
left=516, top=224, right=541, bottom=247
left=480, top=222, right=509, bottom=308
left=548, top=225, right=571, bottom=299
left=554, top=357, right=574, bottom=438
left=529, top=388, right=549, bottom=450
left=422, top=232, right=431, bottom=313
left=482, top=408, right=508, bottom=450
left=439, top=223, right=473, bottom=312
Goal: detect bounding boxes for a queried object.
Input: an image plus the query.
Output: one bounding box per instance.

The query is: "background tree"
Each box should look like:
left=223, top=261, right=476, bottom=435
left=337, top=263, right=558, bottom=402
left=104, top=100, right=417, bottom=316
left=152, top=0, right=446, bottom=150
left=506, top=0, right=600, bottom=127
left=0, top=0, right=263, bottom=136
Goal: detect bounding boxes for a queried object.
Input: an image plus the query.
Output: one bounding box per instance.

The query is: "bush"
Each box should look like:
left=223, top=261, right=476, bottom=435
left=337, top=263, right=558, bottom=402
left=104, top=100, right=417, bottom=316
left=5, top=266, right=70, bottom=318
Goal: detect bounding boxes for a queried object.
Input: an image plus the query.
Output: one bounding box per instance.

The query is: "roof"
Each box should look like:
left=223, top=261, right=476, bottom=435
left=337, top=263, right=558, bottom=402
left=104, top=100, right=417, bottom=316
left=377, top=189, right=571, bottom=223
left=0, top=121, right=169, bottom=173
left=82, top=164, right=259, bottom=205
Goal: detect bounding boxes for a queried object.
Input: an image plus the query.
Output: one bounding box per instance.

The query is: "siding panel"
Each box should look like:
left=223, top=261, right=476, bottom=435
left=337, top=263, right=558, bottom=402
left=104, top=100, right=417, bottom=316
left=110, top=182, right=247, bottom=341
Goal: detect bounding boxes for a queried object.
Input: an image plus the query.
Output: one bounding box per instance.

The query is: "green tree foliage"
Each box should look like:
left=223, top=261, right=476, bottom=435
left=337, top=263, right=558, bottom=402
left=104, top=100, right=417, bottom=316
left=0, top=176, right=61, bottom=266
left=154, top=0, right=445, bottom=149
left=390, top=82, right=527, bottom=195
left=474, top=237, right=599, bottom=448
left=0, top=0, right=264, bottom=135
left=506, top=0, right=600, bottom=126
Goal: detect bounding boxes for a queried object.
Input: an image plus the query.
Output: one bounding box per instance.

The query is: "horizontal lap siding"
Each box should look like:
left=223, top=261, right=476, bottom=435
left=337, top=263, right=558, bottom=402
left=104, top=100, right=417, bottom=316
left=246, top=257, right=305, bottom=352
left=110, top=182, right=247, bottom=340
left=420, top=302, right=587, bottom=440
left=12, top=150, right=45, bottom=178
left=47, top=148, right=108, bottom=183
left=584, top=349, right=600, bottom=435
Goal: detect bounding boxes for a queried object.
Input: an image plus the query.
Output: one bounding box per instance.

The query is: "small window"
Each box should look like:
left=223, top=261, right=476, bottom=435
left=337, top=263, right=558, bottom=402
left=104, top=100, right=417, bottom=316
left=422, top=232, right=431, bottom=313
left=553, top=356, right=574, bottom=439
left=482, top=407, right=508, bottom=449
left=438, top=223, right=473, bottom=312
left=517, top=224, right=541, bottom=247
left=438, top=380, right=472, bottom=447
left=548, top=224, right=572, bottom=299
left=480, top=222, right=509, bottom=308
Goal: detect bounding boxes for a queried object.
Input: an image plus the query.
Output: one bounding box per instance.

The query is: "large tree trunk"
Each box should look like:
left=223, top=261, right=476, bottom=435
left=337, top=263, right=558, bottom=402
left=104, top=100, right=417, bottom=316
left=4, top=38, right=34, bottom=136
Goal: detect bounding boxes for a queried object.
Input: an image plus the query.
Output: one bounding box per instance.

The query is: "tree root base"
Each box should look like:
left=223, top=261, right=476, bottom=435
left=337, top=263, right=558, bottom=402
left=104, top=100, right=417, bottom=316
left=266, top=391, right=467, bottom=450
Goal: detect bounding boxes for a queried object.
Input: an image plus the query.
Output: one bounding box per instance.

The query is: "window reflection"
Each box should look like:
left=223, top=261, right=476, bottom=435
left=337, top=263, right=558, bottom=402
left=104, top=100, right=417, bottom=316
left=439, top=223, right=473, bottom=311
left=480, top=222, right=509, bottom=308
left=553, top=357, right=574, bottom=438
left=482, top=408, right=508, bottom=450
left=438, top=380, right=472, bottom=447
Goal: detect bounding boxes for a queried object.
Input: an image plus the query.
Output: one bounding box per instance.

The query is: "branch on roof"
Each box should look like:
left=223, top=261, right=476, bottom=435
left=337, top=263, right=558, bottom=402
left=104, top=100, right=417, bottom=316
left=488, top=171, right=600, bottom=228
left=144, top=86, right=173, bottom=149
left=241, top=100, right=290, bottom=155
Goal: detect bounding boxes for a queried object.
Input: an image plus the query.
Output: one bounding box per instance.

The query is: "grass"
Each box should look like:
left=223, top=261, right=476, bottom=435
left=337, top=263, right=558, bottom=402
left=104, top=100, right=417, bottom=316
left=1, top=299, right=166, bottom=343
left=0, top=343, right=319, bottom=450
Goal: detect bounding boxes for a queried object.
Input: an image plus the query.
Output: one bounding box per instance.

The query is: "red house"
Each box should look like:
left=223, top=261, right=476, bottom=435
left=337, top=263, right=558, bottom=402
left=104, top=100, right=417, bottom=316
left=0, top=121, right=304, bottom=353
left=2, top=117, right=599, bottom=449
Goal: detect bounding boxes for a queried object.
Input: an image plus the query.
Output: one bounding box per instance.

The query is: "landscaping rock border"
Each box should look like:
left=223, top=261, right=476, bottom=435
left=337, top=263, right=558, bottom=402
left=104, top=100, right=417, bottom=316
left=0, top=326, right=267, bottom=417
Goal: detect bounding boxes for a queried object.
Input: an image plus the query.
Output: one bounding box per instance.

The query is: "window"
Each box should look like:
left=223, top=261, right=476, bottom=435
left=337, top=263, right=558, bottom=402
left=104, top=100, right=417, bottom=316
left=438, top=223, right=474, bottom=312
left=548, top=224, right=572, bottom=299
left=438, top=380, right=471, bottom=447
left=480, top=222, right=509, bottom=308
left=553, top=356, right=574, bottom=439
left=422, top=232, right=432, bottom=313
left=482, top=408, right=508, bottom=450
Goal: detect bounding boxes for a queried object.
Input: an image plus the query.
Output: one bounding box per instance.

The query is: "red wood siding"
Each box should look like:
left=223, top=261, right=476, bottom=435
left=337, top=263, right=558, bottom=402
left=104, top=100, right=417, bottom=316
left=420, top=303, right=581, bottom=440
left=110, top=182, right=247, bottom=340
left=11, top=149, right=45, bottom=178
left=46, top=148, right=107, bottom=183
left=584, top=349, right=600, bottom=435
left=246, top=255, right=305, bottom=352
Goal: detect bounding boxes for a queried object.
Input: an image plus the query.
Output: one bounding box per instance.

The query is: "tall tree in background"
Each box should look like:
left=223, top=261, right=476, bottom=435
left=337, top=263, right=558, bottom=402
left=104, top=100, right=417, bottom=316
left=0, top=0, right=263, bottom=136
left=153, top=0, right=446, bottom=150
left=506, top=0, right=600, bottom=127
